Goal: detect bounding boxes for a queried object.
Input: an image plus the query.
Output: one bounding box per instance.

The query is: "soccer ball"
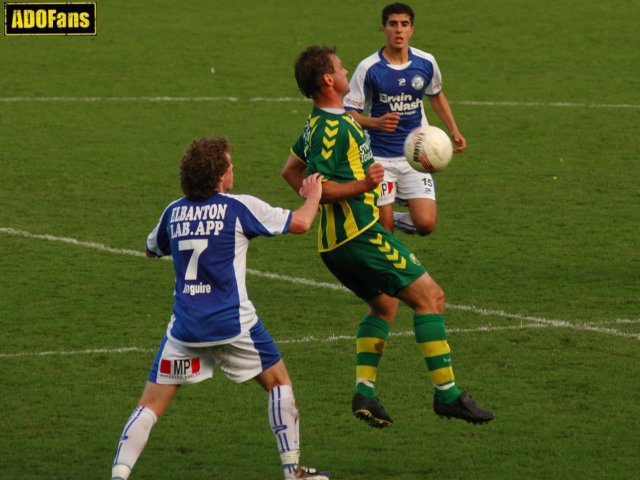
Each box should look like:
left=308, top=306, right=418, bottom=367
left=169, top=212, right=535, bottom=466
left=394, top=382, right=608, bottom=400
left=403, top=125, right=453, bottom=173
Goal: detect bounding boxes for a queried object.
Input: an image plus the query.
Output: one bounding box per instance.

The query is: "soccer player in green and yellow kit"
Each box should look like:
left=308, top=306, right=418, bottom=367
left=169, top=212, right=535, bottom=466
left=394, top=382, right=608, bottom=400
left=282, top=45, right=494, bottom=428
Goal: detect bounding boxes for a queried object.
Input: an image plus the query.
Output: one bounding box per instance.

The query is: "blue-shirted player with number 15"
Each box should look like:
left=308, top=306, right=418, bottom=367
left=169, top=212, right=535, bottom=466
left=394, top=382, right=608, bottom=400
left=344, top=2, right=467, bottom=236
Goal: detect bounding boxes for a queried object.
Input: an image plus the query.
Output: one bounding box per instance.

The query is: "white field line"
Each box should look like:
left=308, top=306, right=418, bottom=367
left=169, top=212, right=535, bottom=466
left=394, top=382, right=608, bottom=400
left=0, top=324, right=552, bottom=359
left=0, top=96, right=241, bottom=103
left=446, top=304, right=640, bottom=341
left=1, top=226, right=638, bottom=360
left=0, top=347, right=153, bottom=359
left=279, top=323, right=551, bottom=345
left=606, top=318, right=640, bottom=324
left=0, top=96, right=638, bottom=109
left=454, top=100, right=640, bottom=109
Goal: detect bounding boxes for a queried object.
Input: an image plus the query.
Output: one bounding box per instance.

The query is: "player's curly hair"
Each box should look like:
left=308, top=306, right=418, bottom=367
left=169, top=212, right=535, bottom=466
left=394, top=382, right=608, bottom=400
left=294, top=45, right=337, bottom=99
left=180, top=137, right=231, bottom=200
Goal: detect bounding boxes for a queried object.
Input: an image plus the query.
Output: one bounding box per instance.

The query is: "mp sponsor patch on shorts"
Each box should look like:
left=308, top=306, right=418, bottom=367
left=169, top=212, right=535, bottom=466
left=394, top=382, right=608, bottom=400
left=159, top=357, right=202, bottom=381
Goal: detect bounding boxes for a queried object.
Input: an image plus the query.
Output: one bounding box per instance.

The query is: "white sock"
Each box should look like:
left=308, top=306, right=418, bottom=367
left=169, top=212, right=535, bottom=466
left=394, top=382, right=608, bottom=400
left=393, top=211, right=414, bottom=227
left=268, top=385, right=301, bottom=478
left=112, top=406, right=158, bottom=479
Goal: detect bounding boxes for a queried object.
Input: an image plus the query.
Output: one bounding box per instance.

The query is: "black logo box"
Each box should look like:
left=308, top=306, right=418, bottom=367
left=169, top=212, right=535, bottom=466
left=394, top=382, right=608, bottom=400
left=5, top=2, right=96, bottom=35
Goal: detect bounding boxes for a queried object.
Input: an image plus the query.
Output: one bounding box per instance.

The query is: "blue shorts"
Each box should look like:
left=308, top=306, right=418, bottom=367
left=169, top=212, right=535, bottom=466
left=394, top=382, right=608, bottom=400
left=147, top=319, right=281, bottom=384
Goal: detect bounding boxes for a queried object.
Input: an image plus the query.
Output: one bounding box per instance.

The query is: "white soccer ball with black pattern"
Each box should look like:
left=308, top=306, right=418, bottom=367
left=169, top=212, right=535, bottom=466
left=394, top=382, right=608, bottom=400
left=403, top=125, right=453, bottom=173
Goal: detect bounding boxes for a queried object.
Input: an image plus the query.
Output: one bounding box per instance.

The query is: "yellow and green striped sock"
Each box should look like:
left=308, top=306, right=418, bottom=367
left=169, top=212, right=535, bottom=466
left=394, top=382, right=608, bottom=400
left=414, top=313, right=461, bottom=404
left=355, top=314, right=389, bottom=398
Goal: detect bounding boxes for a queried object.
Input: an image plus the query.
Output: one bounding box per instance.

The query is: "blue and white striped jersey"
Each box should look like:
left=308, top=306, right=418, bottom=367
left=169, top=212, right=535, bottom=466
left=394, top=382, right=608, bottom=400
left=146, top=193, right=292, bottom=347
left=344, top=47, right=443, bottom=158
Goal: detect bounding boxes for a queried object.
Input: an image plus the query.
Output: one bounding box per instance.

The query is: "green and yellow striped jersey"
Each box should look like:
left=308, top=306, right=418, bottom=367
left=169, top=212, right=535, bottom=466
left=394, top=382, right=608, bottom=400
left=291, top=106, right=381, bottom=252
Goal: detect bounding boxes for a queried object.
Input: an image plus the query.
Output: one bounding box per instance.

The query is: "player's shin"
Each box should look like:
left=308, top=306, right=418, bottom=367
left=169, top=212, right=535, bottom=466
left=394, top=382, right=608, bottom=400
left=112, top=406, right=158, bottom=480
left=414, top=313, right=462, bottom=403
left=355, top=315, right=389, bottom=398
left=268, top=385, right=301, bottom=478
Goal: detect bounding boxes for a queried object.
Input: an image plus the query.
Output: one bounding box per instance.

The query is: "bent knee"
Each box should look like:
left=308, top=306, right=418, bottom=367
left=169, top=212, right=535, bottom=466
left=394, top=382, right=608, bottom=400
left=412, top=215, right=436, bottom=236
left=415, top=222, right=436, bottom=236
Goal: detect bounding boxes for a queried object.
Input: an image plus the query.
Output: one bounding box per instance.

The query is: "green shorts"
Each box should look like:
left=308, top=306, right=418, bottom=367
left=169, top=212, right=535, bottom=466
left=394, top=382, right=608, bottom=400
left=320, top=223, right=426, bottom=301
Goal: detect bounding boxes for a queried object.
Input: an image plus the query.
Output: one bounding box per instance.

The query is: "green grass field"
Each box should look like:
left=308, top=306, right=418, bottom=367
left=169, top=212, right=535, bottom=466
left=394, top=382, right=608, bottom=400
left=1, top=1, right=639, bottom=478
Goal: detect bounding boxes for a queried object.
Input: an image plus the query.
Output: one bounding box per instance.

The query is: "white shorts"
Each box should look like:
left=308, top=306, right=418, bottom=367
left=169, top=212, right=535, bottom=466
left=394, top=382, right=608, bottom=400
left=147, top=319, right=281, bottom=385
left=376, top=155, right=436, bottom=206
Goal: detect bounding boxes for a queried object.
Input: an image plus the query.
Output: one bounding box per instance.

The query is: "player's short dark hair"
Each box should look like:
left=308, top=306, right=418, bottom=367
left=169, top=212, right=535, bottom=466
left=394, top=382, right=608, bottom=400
left=382, top=2, right=415, bottom=25
left=294, top=45, right=337, bottom=99
left=180, top=137, right=231, bottom=200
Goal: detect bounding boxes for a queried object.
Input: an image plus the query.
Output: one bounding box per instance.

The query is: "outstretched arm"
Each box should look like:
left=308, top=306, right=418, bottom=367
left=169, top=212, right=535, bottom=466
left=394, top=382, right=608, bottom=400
left=428, top=92, right=467, bottom=153
left=288, top=173, right=324, bottom=234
